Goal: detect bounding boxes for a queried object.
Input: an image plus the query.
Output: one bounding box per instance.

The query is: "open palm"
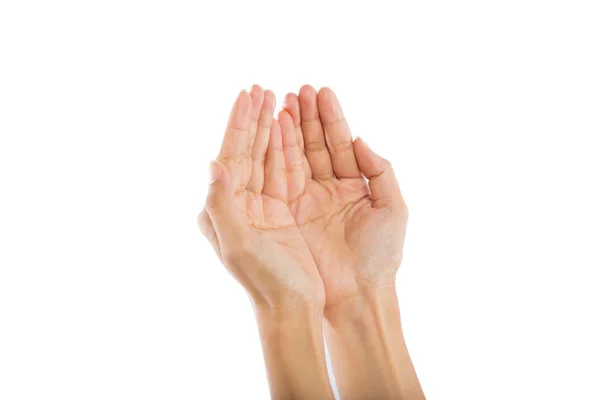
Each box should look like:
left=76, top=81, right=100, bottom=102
left=198, top=86, right=324, bottom=309
left=277, top=86, right=409, bottom=307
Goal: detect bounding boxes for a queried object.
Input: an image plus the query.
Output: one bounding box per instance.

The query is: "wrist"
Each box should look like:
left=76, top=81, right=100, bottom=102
left=254, top=301, right=324, bottom=328
left=324, top=279, right=398, bottom=322
left=322, top=281, right=409, bottom=399
left=255, top=302, right=326, bottom=360
left=248, top=284, right=326, bottom=315
left=252, top=294, right=325, bottom=318
left=254, top=299, right=334, bottom=400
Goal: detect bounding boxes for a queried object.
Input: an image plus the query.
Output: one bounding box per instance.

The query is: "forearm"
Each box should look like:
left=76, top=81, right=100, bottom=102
left=255, top=305, right=335, bottom=400
left=324, top=283, right=425, bottom=400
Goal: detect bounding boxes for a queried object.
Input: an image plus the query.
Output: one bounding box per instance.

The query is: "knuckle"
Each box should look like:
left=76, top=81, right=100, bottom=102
left=304, top=141, right=328, bottom=153
left=371, top=158, right=393, bottom=179
left=252, top=149, right=267, bottom=166
left=282, top=142, right=299, bottom=149
left=330, top=139, right=353, bottom=154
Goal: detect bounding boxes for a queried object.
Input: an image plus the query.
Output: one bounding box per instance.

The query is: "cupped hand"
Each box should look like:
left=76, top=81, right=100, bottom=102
left=198, top=86, right=325, bottom=310
left=279, top=86, right=409, bottom=307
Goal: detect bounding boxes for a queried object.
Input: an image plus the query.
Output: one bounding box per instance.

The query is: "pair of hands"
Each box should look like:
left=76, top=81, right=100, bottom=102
left=198, top=85, right=408, bottom=312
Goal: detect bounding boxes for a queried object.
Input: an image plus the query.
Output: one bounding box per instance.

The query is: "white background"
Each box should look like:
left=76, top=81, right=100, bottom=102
left=1, top=1, right=599, bottom=399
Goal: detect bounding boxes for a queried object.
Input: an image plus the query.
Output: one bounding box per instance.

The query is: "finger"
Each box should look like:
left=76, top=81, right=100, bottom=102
left=317, top=87, right=361, bottom=179
left=197, top=209, right=222, bottom=259
left=248, top=90, right=275, bottom=193
left=205, top=161, right=247, bottom=250
left=353, top=138, right=404, bottom=209
left=298, top=85, right=334, bottom=180
left=217, top=90, right=252, bottom=191
left=283, top=93, right=305, bottom=150
left=263, top=119, right=287, bottom=203
left=245, top=85, right=264, bottom=186
left=283, top=92, right=312, bottom=182
left=279, top=110, right=306, bottom=203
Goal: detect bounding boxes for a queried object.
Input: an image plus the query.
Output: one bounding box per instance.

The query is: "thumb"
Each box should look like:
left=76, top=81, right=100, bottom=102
left=353, top=138, right=404, bottom=209
left=204, top=161, right=246, bottom=246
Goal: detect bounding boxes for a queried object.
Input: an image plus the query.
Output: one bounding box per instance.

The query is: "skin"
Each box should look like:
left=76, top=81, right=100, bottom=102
left=198, top=86, right=334, bottom=400
left=198, top=86, right=325, bottom=310
left=283, top=86, right=425, bottom=399
left=282, top=86, right=409, bottom=306
left=199, top=85, right=425, bottom=399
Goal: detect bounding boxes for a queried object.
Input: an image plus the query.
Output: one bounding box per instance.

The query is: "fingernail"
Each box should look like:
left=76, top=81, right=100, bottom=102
left=209, top=161, right=221, bottom=183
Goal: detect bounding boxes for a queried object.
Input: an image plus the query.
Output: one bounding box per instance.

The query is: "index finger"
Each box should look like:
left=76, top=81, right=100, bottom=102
left=317, top=87, right=361, bottom=179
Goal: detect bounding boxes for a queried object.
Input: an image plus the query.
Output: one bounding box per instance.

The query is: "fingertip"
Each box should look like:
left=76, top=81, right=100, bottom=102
left=283, top=92, right=297, bottom=106
left=299, top=85, right=319, bottom=120
left=251, top=83, right=263, bottom=95
left=277, top=110, right=295, bottom=131
left=317, top=86, right=335, bottom=102
left=277, top=109, right=289, bottom=121
left=353, top=136, right=369, bottom=151
left=238, top=88, right=250, bottom=99
left=257, top=90, right=276, bottom=128
left=263, top=90, right=276, bottom=108
left=283, top=93, right=301, bottom=126
left=353, top=137, right=373, bottom=166
left=250, top=84, right=264, bottom=100
left=236, top=89, right=252, bottom=111
left=250, top=85, right=264, bottom=117
left=354, top=137, right=390, bottom=179
left=317, top=87, right=343, bottom=121
left=230, top=90, right=252, bottom=129
left=299, top=84, right=316, bottom=97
